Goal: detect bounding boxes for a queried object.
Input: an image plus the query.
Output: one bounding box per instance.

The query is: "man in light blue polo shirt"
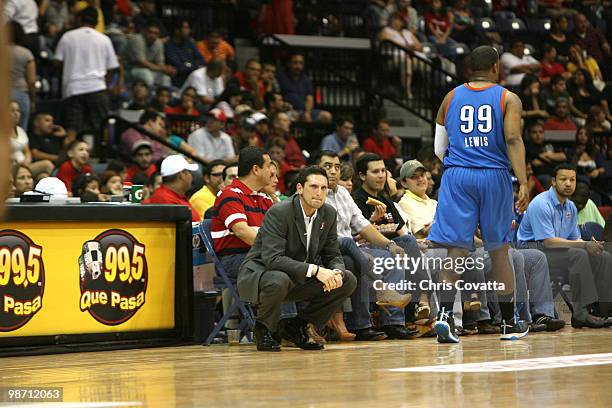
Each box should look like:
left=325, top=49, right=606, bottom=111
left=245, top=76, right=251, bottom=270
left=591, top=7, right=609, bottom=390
left=319, top=117, right=359, bottom=160
left=518, top=163, right=612, bottom=328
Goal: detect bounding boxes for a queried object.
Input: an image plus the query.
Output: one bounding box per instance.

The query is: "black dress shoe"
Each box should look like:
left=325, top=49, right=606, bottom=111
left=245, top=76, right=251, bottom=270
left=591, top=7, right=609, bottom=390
left=571, top=314, right=605, bottom=329
left=354, top=326, right=387, bottom=341
left=280, top=318, right=324, bottom=350
left=533, top=315, right=566, bottom=331
left=253, top=322, right=281, bottom=352
left=354, top=327, right=387, bottom=341
left=382, top=324, right=419, bottom=340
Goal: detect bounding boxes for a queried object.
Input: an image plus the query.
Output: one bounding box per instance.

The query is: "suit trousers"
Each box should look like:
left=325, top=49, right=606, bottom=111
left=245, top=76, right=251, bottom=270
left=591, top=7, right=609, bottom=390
left=257, top=269, right=357, bottom=331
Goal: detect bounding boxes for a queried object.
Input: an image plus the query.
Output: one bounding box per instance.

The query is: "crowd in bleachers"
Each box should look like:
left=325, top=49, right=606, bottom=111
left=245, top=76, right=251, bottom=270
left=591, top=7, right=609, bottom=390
left=5, top=0, right=612, bottom=343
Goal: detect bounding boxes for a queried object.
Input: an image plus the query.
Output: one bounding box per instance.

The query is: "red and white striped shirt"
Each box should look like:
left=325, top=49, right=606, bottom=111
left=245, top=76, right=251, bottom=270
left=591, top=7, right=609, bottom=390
left=211, top=178, right=273, bottom=256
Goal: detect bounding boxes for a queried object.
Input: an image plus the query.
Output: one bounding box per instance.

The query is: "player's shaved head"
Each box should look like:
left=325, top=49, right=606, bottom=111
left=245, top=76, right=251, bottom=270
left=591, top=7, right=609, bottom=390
left=470, top=46, right=499, bottom=72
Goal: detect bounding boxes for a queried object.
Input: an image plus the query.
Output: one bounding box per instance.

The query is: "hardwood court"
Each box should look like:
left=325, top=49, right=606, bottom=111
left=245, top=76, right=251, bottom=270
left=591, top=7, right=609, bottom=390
left=1, top=329, right=612, bottom=407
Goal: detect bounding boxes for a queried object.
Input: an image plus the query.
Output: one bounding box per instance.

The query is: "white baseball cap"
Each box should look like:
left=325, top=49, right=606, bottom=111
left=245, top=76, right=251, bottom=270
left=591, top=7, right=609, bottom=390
left=35, top=177, right=68, bottom=197
left=160, top=155, right=199, bottom=177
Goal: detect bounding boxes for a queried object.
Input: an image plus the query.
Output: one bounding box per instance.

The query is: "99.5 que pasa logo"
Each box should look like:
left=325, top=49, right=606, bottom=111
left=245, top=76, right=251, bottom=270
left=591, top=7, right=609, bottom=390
left=0, top=230, right=45, bottom=332
left=79, top=229, right=148, bottom=325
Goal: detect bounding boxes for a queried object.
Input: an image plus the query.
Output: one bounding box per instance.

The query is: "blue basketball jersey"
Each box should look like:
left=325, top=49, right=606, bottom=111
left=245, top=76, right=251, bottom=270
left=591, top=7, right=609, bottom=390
left=443, top=84, right=509, bottom=169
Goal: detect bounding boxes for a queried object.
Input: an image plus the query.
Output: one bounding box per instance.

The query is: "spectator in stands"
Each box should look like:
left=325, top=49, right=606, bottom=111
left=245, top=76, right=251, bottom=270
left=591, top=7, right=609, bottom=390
left=196, top=30, right=235, bottom=66
left=587, top=105, right=611, bottom=143
left=520, top=75, right=549, bottom=129
left=143, top=171, right=162, bottom=200
left=538, top=0, right=578, bottom=18
left=187, top=108, right=236, bottom=163
left=261, top=62, right=281, bottom=94
left=547, top=15, right=571, bottom=61
left=315, top=151, right=418, bottom=341
left=571, top=13, right=611, bottom=77
left=231, top=59, right=265, bottom=110
left=30, top=112, right=69, bottom=165
left=150, top=86, right=171, bottom=112
left=125, top=140, right=157, bottom=182
left=362, top=119, right=401, bottom=161
left=276, top=53, right=332, bottom=123
left=190, top=159, right=226, bottom=220
left=55, top=7, right=119, bottom=140
left=568, top=126, right=608, bottom=200
left=159, top=118, right=200, bottom=159
left=124, top=18, right=174, bottom=88
left=354, top=153, right=409, bottom=239
left=320, top=117, right=360, bottom=160
left=381, top=0, right=418, bottom=35
left=425, top=0, right=455, bottom=55
left=100, top=170, right=123, bottom=196
left=143, top=154, right=200, bottom=221
left=264, top=91, right=297, bottom=121
left=234, top=114, right=263, bottom=152
left=378, top=12, right=424, bottom=99
left=121, top=110, right=167, bottom=161
left=180, top=59, right=225, bottom=107
left=449, top=0, right=477, bottom=46
left=222, top=162, right=238, bottom=187
left=539, top=44, right=570, bottom=86
left=56, top=139, right=94, bottom=193
left=542, top=74, right=578, bottom=117
left=572, top=182, right=606, bottom=228
left=8, top=21, right=35, bottom=131
left=164, top=18, right=205, bottom=87
left=397, top=160, right=436, bottom=239
left=567, top=44, right=605, bottom=91
left=268, top=140, right=293, bottom=194
left=131, top=0, right=158, bottom=33
left=544, top=97, right=577, bottom=131
left=126, top=80, right=150, bottom=111
left=525, top=121, right=567, bottom=187
left=164, top=87, right=200, bottom=116
left=74, top=173, right=105, bottom=202
left=211, top=146, right=274, bottom=277
left=11, top=164, right=34, bottom=196
left=526, top=162, right=546, bottom=199
left=9, top=101, right=54, bottom=177
left=501, top=38, right=541, bottom=88
left=4, top=0, right=38, bottom=54
left=365, top=0, right=388, bottom=41
left=517, top=163, right=612, bottom=327
left=269, top=111, right=305, bottom=168
left=338, top=162, right=354, bottom=193
left=568, top=69, right=608, bottom=124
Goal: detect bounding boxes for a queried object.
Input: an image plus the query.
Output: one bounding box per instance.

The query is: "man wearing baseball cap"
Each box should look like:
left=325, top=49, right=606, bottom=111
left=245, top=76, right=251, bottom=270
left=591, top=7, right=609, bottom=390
left=143, top=154, right=200, bottom=221
left=397, top=160, right=436, bottom=238
left=187, top=108, right=236, bottom=163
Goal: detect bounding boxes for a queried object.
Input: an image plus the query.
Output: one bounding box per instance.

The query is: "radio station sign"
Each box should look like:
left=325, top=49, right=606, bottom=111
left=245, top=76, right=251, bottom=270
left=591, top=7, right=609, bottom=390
left=0, top=221, right=176, bottom=338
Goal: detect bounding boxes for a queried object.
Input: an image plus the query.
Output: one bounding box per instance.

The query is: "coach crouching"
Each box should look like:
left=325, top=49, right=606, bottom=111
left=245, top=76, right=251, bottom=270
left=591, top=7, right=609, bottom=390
left=238, top=166, right=357, bottom=351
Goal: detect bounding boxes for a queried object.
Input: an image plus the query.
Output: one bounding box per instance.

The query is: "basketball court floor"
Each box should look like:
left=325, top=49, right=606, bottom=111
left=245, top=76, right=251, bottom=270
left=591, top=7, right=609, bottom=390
left=1, top=328, right=611, bottom=407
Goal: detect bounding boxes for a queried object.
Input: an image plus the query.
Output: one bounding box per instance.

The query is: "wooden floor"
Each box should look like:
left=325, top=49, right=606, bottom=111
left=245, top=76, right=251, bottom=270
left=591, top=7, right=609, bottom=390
left=2, top=329, right=612, bottom=407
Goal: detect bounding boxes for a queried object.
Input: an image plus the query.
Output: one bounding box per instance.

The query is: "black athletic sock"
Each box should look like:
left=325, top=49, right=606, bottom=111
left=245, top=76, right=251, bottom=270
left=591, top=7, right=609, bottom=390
left=498, top=298, right=515, bottom=323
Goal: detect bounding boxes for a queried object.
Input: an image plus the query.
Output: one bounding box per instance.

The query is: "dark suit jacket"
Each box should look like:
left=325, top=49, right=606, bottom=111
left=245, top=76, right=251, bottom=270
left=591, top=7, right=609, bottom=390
left=238, top=194, right=346, bottom=304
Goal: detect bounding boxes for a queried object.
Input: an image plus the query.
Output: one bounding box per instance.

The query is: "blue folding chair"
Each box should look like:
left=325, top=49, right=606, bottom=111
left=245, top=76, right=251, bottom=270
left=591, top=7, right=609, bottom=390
left=198, top=220, right=256, bottom=345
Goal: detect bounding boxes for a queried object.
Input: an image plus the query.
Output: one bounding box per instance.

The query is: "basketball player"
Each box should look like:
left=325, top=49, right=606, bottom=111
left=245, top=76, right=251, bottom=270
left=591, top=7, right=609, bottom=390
left=429, top=46, right=530, bottom=343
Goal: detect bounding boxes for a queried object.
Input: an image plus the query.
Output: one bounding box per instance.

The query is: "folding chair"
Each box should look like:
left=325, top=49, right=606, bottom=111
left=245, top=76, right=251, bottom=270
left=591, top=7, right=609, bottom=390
left=198, top=220, right=256, bottom=345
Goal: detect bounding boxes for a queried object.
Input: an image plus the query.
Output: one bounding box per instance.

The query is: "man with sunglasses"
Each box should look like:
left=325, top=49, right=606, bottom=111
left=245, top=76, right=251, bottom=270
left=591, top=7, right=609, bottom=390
left=190, top=159, right=226, bottom=220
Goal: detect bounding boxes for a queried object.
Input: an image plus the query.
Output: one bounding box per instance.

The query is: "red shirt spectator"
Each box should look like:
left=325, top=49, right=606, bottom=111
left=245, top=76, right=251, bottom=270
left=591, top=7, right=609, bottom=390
left=543, top=117, right=577, bottom=131
left=211, top=178, right=273, bottom=256
left=57, top=161, right=93, bottom=193
left=234, top=70, right=266, bottom=98
left=164, top=105, right=200, bottom=116
left=284, top=135, right=306, bottom=168
left=362, top=136, right=397, bottom=160
left=143, top=184, right=199, bottom=221
left=126, top=163, right=157, bottom=182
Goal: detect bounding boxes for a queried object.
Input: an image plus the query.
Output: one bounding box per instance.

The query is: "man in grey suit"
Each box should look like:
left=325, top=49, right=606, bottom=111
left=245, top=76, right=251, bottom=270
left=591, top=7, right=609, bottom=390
left=238, top=166, right=357, bottom=351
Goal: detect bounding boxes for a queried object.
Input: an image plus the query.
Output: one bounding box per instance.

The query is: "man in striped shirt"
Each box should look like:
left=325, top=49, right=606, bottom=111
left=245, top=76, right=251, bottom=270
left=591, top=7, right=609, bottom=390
left=211, top=146, right=275, bottom=277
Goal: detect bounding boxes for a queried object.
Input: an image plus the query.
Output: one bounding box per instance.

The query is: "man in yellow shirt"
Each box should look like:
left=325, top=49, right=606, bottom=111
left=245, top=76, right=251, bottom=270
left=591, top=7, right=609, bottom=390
left=190, top=159, right=226, bottom=219
left=397, top=160, right=437, bottom=238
